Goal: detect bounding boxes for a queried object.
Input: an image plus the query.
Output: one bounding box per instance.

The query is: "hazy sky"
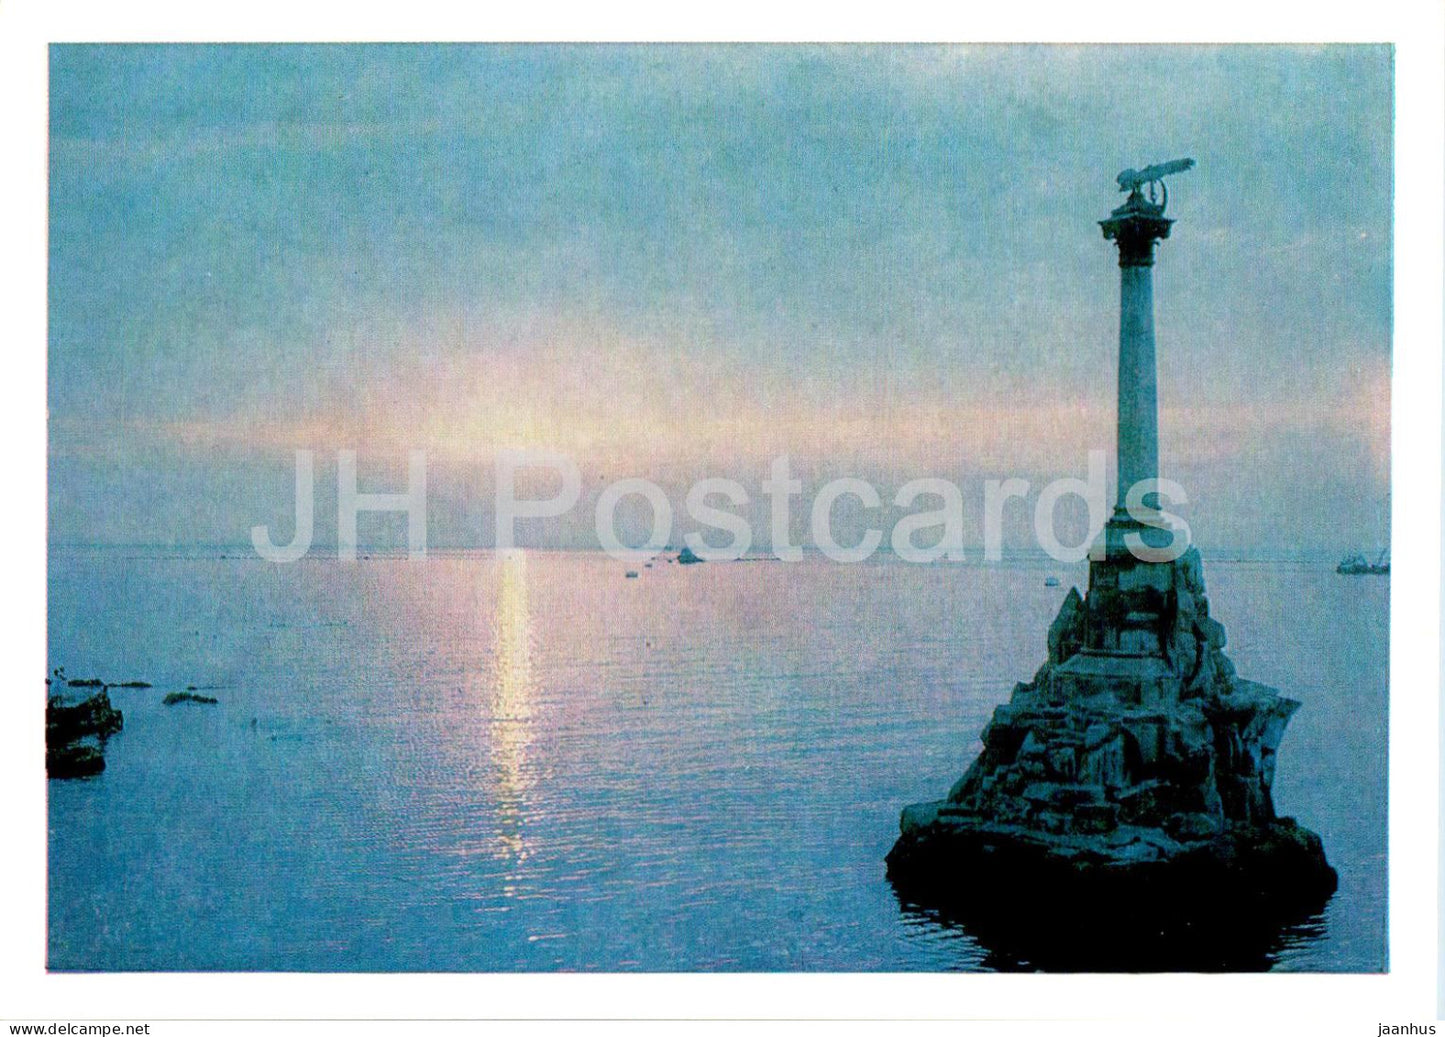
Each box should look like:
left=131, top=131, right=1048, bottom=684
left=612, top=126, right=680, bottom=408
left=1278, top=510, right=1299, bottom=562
left=48, top=44, right=1392, bottom=554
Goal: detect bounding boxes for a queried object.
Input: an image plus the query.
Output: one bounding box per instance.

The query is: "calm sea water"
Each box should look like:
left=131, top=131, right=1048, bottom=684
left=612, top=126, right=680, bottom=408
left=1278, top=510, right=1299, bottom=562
left=47, top=547, right=1387, bottom=971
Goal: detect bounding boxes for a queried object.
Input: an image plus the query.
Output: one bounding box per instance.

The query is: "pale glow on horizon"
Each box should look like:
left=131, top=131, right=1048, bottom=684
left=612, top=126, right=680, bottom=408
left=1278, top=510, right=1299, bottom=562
left=46, top=340, right=1390, bottom=481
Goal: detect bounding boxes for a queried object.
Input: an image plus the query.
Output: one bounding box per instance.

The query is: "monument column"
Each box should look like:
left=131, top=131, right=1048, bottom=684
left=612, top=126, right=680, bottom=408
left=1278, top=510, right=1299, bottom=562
left=1100, top=188, right=1173, bottom=518
left=887, top=158, right=1338, bottom=933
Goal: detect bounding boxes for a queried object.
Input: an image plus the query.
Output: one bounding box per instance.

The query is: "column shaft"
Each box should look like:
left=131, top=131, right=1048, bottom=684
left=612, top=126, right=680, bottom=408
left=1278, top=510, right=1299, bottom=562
left=1116, top=264, right=1158, bottom=511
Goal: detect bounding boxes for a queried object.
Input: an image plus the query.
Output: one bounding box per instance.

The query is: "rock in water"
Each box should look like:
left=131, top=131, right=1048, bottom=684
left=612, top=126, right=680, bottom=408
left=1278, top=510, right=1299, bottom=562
left=47, top=689, right=123, bottom=743
left=46, top=687, right=123, bottom=780
left=163, top=691, right=219, bottom=706
left=886, top=545, right=1336, bottom=968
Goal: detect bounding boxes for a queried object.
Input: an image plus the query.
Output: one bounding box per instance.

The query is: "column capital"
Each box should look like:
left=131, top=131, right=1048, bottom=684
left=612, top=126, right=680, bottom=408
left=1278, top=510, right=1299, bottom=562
left=1100, top=192, right=1173, bottom=267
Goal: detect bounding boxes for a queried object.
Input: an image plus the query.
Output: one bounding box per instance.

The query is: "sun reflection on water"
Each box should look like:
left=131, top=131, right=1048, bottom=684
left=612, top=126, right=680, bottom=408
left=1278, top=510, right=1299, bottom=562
left=490, top=549, right=536, bottom=873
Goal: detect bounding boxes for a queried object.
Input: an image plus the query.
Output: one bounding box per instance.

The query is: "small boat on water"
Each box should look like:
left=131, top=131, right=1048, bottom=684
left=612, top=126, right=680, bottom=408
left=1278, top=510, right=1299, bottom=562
left=1337, top=548, right=1389, bottom=575
left=1044, top=575, right=1061, bottom=587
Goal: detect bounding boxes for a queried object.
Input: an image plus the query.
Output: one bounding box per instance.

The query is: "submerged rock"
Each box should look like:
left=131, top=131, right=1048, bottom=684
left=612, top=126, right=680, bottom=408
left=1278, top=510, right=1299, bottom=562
left=887, top=545, right=1336, bottom=959
left=164, top=691, right=219, bottom=706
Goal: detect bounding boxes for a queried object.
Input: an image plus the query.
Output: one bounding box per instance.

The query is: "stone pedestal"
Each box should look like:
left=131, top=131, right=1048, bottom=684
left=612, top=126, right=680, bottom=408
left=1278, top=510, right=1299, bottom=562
left=885, top=549, right=1337, bottom=965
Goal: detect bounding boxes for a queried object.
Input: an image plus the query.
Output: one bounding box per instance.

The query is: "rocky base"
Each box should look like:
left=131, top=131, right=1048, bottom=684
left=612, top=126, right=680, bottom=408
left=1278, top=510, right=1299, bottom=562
left=887, top=814, right=1336, bottom=971
left=886, top=537, right=1337, bottom=968
left=888, top=810, right=1335, bottom=908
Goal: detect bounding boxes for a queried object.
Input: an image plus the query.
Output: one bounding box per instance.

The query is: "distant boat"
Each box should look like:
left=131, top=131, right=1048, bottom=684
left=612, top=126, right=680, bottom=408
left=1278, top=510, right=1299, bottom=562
left=676, top=545, right=704, bottom=565
left=1044, top=576, right=1061, bottom=587
left=1341, top=493, right=1391, bottom=574
left=1337, top=548, right=1389, bottom=575
left=625, top=570, right=639, bottom=579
